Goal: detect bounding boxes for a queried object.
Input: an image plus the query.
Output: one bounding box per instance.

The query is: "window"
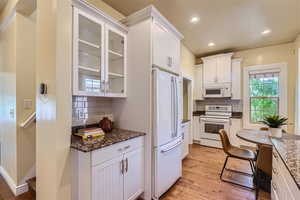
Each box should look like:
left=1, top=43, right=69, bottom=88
left=243, top=63, right=287, bottom=128
left=249, top=72, right=279, bottom=123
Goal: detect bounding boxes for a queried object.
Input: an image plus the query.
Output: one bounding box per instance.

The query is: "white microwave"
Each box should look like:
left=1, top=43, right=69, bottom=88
left=203, top=85, right=231, bottom=98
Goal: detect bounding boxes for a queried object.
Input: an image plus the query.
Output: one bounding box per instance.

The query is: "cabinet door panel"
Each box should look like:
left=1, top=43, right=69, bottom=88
left=105, top=25, right=126, bottom=97
left=92, top=155, right=124, bottom=200
left=217, top=56, right=231, bottom=83
left=152, top=21, right=180, bottom=74
left=193, top=116, right=200, bottom=141
left=73, top=8, right=105, bottom=96
left=123, top=148, right=144, bottom=200
left=194, top=65, right=203, bottom=100
left=153, top=21, right=168, bottom=69
left=203, top=59, right=217, bottom=85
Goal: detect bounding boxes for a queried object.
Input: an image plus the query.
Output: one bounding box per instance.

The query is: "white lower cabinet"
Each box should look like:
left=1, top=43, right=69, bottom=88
left=192, top=116, right=200, bottom=142
left=272, top=149, right=299, bottom=200
left=123, top=148, right=145, bottom=200
left=181, top=121, right=190, bottom=159
left=72, top=137, right=145, bottom=200
left=92, top=155, right=124, bottom=200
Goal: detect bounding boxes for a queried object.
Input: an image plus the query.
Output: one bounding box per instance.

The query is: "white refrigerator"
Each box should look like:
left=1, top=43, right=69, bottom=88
left=152, top=68, right=183, bottom=199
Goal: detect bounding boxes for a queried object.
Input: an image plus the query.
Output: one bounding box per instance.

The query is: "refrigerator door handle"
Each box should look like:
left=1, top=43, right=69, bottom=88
left=161, top=140, right=182, bottom=153
left=174, top=77, right=179, bottom=138
left=171, top=77, right=175, bottom=138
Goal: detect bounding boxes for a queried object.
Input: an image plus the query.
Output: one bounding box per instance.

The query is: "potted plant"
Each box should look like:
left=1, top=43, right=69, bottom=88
left=261, top=115, right=288, bottom=138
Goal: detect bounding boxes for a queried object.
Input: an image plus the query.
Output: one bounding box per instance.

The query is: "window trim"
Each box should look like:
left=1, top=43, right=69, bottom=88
left=243, top=63, right=287, bottom=129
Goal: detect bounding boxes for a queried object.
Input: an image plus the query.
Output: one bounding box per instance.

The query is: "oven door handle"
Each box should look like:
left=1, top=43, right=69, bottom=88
left=200, top=119, right=230, bottom=123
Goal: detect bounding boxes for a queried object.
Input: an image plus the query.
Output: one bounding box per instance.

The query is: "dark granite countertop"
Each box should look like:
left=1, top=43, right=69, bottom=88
left=192, top=111, right=243, bottom=119
left=271, top=134, right=300, bottom=189
left=71, top=129, right=146, bottom=152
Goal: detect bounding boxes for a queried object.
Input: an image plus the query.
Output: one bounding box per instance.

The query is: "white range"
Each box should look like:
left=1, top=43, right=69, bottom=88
left=199, top=105, right=232, bottom=148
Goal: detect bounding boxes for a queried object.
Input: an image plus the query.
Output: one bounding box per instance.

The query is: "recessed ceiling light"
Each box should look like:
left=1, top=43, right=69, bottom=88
left=262, top=29, right=272, bottom=35
left=190, top=17, right=200, bottom=24
left=208, top=42, right=215, bottom=47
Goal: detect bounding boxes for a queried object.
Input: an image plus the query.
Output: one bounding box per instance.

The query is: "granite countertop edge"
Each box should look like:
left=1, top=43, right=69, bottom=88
left=271, top=136, right=300, bottom=190
left=71, top=129, right=146, bottom=153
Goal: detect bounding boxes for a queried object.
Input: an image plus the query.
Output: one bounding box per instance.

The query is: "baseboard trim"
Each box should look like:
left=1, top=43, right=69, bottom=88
left=0, top=166, right=28, bottom=196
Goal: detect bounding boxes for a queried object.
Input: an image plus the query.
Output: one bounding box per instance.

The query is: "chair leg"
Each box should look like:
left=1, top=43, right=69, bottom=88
left=220, top=156, right=229, bottom=180
left=220, top=156, right=255, bottom=190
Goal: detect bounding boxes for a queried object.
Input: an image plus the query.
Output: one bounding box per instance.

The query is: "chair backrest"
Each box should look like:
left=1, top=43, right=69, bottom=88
left=256, top=145, right=272, bottom=176
left=219, top=129, right=232, bottom=155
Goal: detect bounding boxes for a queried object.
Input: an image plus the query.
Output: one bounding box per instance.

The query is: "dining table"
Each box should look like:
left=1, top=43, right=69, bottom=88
left=236, top=129, right=293, bottom=146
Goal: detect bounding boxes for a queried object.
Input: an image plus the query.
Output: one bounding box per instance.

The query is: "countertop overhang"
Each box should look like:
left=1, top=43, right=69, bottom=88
left=71, top=129, right=146, bottom=152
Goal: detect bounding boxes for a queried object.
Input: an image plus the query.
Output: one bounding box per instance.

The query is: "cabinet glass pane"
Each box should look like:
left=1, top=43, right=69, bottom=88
left=79, top=41, right=101, bottom=70
left=79, top=14, right=102, bottom=46
left=78, top=68, right=103, bottom=93
left=107, top=30, right=125, bottom=95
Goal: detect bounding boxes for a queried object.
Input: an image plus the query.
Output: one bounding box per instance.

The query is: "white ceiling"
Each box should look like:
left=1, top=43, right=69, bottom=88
left=102, top=0, right=300, bottom=56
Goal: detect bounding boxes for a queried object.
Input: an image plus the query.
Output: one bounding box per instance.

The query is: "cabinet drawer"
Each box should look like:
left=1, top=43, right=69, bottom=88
left=92, top=136, right=144, bottom=166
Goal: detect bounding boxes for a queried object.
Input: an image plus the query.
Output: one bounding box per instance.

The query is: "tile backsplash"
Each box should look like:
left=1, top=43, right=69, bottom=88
left=194, top=99, right=243, bottom=112
left=72, top=96, right=113, bottom=126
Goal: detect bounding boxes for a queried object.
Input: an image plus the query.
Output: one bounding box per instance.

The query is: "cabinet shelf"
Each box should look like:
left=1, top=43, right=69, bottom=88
left=109, top=72, right=124, bottom=78
left=79, top=39, right=100, bottom=49
left=78, top=65, right=100, bottom=73
left=109, top=50, right=123, bottom=58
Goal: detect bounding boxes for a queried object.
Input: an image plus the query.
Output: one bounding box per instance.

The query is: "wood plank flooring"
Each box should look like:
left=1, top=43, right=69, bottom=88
left=161, top=144, right=271, bottom=200
left=0, top=144, right=270, bottom=200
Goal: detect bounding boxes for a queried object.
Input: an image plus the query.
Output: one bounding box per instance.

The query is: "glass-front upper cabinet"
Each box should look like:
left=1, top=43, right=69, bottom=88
left=105, top=26, right=126, bottom=97
left=73, top=5, right=127, bottom=97
left=73, top=8, right=105, bottom=96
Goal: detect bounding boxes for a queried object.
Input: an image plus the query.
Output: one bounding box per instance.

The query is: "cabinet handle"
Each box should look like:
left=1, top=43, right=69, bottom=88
left=273, top=152, right=278, bottom=160
left=125, top=158, right=128, bottom=173
left=121, top=160, right=124, bottom=174
left=272, top=182, right=278, bottom=191
left=272, top=168, right=278, bottom=175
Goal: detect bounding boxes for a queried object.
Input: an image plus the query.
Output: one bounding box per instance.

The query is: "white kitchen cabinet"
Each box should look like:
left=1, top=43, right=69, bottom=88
left=217, top=55, right=232, bottom=83
left=152, top=20, right=181, bottom=74
left=122, top=6, right=183, bottom=76
left=272, top=149, right=300, bottom=200
left=72, top=136, right=145, bottom=200
left=123, top=148, right=145, bottom=200
left=193, top=116, right=201, bottom=142
left=202, top=59, right=217, bottom=85
left=181, top=121, right=190, bottom=159
left=194, top=64, right=204, bottom=100
left=231, top=58, right=242, bottom=100
left=202, top=53, right=233, bottom=86
left=92, top=155, right=124, bottom=200
left=73, top=2, right=127, bottom=97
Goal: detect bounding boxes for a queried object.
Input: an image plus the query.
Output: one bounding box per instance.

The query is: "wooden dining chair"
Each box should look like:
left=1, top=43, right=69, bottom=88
left=219, top=129, right=256, bottom=189
left=255, top=145, right=272, bottom=200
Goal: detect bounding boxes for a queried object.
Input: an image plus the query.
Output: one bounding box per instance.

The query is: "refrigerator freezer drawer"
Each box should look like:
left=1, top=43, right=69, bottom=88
left=153, top=139, right=182, bottom=199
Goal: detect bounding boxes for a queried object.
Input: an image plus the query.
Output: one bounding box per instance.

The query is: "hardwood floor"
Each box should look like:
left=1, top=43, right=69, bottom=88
left=0, top=144, right=270, bottom=200
left=0, top=176, right=34, bottom=200
left=161, top=144, right=271, bottom=200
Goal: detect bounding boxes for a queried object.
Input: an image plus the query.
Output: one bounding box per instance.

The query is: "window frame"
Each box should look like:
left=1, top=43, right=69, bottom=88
left=243, top=63, right=287, bottom=129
